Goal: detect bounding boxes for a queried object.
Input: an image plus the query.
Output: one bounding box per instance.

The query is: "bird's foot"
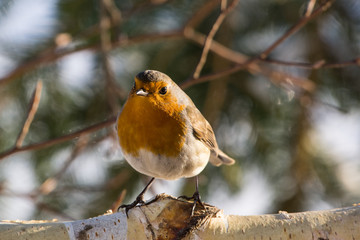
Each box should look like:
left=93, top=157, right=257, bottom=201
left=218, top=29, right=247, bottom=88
left=118, top=177, right=155, bottom=217
left=178, top=191, right=205, bottom=216
left=118, top=194, right=145, bottom=217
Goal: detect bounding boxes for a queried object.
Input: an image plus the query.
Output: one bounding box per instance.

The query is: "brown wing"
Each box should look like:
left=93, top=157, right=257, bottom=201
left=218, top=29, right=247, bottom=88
left=185, top=104, right=235, bottom=166
left=185, top=105, right=218, bottom=150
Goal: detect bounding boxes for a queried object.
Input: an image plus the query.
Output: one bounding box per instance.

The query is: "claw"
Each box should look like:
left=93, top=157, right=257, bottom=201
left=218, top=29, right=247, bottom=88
left=178, top=176, right=206, bottom=216
left=189, top=190, right=205, bottom=216
left=118, top=177, right=155, bottom=217
left=119, top=196, right=145, bottom=216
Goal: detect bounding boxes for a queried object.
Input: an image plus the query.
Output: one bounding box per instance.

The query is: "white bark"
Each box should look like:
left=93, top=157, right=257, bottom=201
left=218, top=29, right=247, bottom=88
left=1, top=194, right=359, bottom=240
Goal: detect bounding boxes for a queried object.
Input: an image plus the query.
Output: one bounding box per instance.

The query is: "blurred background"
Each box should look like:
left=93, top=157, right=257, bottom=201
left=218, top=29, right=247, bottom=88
left=0, top=0, right=360, bottom=221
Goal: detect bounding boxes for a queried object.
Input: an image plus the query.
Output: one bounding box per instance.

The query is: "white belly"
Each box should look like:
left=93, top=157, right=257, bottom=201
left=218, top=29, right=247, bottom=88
left=122, top=134, right=210, bottom=180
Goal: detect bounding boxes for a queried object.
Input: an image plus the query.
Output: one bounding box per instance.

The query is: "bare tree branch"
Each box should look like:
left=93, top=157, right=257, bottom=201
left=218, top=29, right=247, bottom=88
left=0, top=31, right=183, bottom=87
left=260, top=57, right=360, bottom=69
left=38, top=135, right=89, bottom=195
left=100, top=0, right=126, bottom=112
left=305, top=0, right=317, bottom=17
left=190, top=0, right=240, bottom=79
left=15, top=81, right=43, bottom=148
left=259, top=0, right=334, bottom=60
left=181, top=0, right=334, bottom=89
left=0, top=116, right=116, bottom=161
left=184, top=30, right=316, bottom=92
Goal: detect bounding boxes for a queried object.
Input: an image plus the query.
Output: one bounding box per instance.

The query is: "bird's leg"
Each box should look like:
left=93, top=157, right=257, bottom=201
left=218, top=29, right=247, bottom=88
left=191, top=175, right=205, bottom=215
left=178, top=176, right=205, bottom=216
left=119, top=177, right=155, bottom=216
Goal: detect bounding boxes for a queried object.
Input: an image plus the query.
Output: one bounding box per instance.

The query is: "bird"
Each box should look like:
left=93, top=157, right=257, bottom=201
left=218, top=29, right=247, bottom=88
left=117, top=70, right=235, bottom=214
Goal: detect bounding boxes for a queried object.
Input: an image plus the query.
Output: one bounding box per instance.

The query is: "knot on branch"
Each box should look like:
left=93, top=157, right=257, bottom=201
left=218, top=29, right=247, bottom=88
left=124, top=193, right=221, bottom=240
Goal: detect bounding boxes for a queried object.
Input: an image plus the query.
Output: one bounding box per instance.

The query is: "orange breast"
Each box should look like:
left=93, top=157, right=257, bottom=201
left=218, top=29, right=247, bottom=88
left=117, top=94, right=187, bottom=157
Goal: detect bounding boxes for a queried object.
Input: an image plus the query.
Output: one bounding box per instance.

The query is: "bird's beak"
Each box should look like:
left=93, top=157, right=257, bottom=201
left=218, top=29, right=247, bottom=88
left=136, top=89, right=148, bottom=96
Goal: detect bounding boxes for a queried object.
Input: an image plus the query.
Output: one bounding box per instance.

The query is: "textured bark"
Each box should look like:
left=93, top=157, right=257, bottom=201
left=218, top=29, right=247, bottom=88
left=1, top=194, right=359, bottom=240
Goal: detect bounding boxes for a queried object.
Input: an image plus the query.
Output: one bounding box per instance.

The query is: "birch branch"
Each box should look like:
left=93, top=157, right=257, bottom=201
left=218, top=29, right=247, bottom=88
left=1, top=194, right=359, bottom=240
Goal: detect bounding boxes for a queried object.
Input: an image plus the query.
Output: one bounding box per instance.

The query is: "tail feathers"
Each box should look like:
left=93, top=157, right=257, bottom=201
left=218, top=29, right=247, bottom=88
left=209, top=149, right=235, bottom=166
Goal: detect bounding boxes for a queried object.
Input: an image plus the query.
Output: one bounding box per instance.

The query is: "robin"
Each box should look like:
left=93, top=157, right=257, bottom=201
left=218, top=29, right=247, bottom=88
left=117, top=70, right=235, bottom=213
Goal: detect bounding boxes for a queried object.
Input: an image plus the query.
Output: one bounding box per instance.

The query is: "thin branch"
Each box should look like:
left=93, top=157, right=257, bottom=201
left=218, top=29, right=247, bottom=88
left=102, top=0, right=122, bottom=24
left=0, top=31, right=183, bottom=88
left=181, top=0, right=334, bottom=89
left=181, top=65, right=243, bottom=89
left=100, top=0, right=125, bottom=112
left=184, top=0, right=220, bottom=30
left=191, top=0, right=239, bottom=79
left=261, top=57, right=360, bottom=69
left=259, top=0, right=334, bottom=60
left=184, top=30, right=315, bottom=92
left=185, top=29, right=247, bottom=63
left=111, top=189, right=127, bottom=213
left=15, top=80, right=43, bottom=148
left=38, top=135, right=89, bottom=195
left=0, top=116, right=117, bottom=161
left=305, top=0, right=317, bottom=17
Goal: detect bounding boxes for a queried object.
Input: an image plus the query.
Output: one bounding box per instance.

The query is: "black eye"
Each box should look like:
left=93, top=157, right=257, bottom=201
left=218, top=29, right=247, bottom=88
left=159, top=86, right=167, bottom=95
left=132, top=82, right=136, bottom=89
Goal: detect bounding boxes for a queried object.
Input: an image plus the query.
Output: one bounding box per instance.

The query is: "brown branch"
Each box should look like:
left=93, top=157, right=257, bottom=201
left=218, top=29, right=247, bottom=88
left=259, top=0, right=334, bottom=60
left=191, top=0, right=239, bottom=80
left=305, top=0, right=317, bottom=17
left=181, top=65, right=242, bottom=89
left=181, top=0, right=334, bottom=89
left=185, top=29, right=247, bottom=64
left=0, top=45, right=87, bottom=87
left=188, top=28, right=360, bottom=71
left=0, top=0, right=176, bottom=84
left=102, top=0, right=122, bottom=24
left=0, top=116, right=117, bottom=161
left=15, top=80, right=43, bottom=148
left=261, top=57, right=360, bottom=69
left=184, top=0, right=221, bottom=29
left=185, top=30, right=314, bottom=91
left=38, top=135, right=89, bottom=195
left=110, top=189, right=127, bottom=213
left=100, top=0, right=125, bottom=113
left=0, top=31, right=183, bottom=88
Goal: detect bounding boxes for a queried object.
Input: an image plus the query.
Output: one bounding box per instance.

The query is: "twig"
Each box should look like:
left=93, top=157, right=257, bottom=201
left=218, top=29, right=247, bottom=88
left=305, top=0, right=317, bottom=17
left=181, top=0, right=334, bottom=89
left=100, top=0, right=125, bottom=112
left=0, top=116, right=117, bottom=161
left=260, top=57, right=360, bottom=69
left=185, top=29, right=247, bottom=64
left=111, top=189, right=127, bottom=213
left=15, top=80, right=43, bottom=148
left=38, top=135, right=89, bottom=195
left=185, top=30, right=315, bottom=92
left=0, top=31, right=183, bottom=87
left=184, top=0, right=221, bottom=30
left=102, top=0, right=122, bottom=24
left=259, top=0, right=334, bottom=60
left=191, top=0, right=239, bottom=80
